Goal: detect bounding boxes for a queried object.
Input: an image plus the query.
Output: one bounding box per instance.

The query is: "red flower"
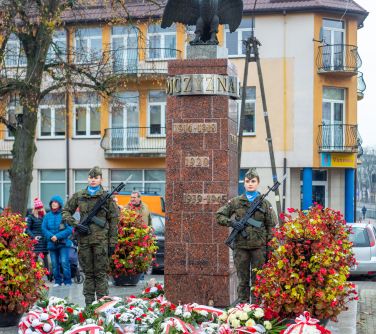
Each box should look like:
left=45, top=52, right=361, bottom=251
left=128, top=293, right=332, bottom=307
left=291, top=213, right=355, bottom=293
left=66, top=307, right=74, bottom=313
left=78, top=312, right=85, bottom=323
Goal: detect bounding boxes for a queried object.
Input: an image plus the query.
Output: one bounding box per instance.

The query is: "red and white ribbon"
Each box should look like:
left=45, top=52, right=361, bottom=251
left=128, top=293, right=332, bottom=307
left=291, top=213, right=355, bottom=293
left=65, top=324, right=103, bottom=334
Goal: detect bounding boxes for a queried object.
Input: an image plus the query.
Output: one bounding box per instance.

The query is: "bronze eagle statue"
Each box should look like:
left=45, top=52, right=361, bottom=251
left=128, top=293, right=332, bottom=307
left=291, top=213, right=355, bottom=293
left=161, top=0, right=244, bottom=45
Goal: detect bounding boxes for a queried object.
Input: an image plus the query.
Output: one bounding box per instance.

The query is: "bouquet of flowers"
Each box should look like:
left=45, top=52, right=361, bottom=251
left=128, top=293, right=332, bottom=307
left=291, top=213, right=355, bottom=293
left=254, top=205, right=357, bottom=321
left=0, top=211, right=47, bottom=314
left=111, top=209, right=158, bottom=277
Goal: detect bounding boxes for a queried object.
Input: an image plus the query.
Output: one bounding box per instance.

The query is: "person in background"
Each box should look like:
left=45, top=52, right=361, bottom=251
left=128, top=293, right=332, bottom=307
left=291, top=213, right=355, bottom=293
left=26, top=198, right=49, bottom=278
left=126, top=191, right=152, bottom=226
left=362, top=205, right=367, bottom=220
left=42, top=195, right=73, bottom=287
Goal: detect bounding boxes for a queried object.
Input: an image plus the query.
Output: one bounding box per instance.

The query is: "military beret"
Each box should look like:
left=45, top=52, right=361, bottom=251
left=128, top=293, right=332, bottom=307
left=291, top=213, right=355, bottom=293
left=244, top=168, right=259, bottom=180
left=88, top=166, right=102, bottom=177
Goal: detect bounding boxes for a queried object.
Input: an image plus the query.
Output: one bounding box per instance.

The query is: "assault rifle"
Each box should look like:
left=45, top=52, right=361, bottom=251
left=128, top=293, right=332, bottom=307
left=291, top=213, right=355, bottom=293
left=225, top=174, right=287, bottom=250
left=79, top=175, right=132, bottom=235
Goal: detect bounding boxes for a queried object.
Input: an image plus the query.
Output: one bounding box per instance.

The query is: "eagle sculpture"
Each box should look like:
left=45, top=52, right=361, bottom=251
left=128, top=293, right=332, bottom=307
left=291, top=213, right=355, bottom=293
left=161, top=0, right=244, bottom=45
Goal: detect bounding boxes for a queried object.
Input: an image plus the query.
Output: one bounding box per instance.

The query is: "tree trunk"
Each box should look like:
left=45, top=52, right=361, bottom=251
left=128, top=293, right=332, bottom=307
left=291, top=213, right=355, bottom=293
left=8, top=110, right=38, bottom=215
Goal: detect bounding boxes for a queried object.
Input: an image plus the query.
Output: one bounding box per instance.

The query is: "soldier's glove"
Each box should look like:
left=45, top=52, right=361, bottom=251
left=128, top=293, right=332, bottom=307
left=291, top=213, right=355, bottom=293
left=108, top=246, right=116, bottom=257
left=75, top=223, right=89, bottom=235
left=230, top=220, right=243, bottom=231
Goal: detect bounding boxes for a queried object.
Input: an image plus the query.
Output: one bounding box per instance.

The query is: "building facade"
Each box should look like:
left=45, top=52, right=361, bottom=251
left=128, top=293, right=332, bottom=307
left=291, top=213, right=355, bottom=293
left=0, top=0, right=368, bottom=221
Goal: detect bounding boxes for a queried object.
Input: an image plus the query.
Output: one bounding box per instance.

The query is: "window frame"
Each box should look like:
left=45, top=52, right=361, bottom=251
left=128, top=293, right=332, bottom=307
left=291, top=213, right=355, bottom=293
left=74, top=169, right=90, bottom=192
left=147, top=25, right=177, bottom=61
left=238, top=86, right=256, bottom=136
left=147, top=90, right=166, bottom=137
left=73, top=95, right=101, bottom=138
left=38, top=103, right=66, bottom=139
left=0, top=170, right=11, bottom=208
left=74, top=28, right=103, bottom=64
left=46, top=30, right=67, bottom=63
left=111, top=26, right=138, bottom=73
left=39, top=169, right=66, bottom=206
left=225, top=18, right=254, bottom=58
left=4, top=34, right=27, bottom=67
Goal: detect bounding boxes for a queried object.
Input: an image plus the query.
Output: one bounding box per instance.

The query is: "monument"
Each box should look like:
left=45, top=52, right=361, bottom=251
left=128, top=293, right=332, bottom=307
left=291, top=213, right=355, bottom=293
left=163, top=0, right=243, bottom=307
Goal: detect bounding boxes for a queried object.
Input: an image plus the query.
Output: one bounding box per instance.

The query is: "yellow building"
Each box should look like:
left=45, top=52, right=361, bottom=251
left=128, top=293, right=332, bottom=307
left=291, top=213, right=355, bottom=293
left=0, top=1, right=368, bottom=220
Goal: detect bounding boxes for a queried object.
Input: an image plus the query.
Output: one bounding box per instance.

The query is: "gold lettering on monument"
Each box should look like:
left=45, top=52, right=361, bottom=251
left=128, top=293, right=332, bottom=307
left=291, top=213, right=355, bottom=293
left=205, top=77, right=214, bottom=92
left=182, top=76, right=192, bottom=93
left=185, top=156, right=210, bottom=168
left=229, top=134, right=238, bottom=145
left=173, top=122, right=217, bottom=133
left=183, top=193, right=227, bottom=205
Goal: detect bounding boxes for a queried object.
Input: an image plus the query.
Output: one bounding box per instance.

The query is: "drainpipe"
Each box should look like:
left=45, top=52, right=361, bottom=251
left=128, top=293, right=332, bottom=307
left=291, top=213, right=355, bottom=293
left=65, top=27, right=70, bottom=199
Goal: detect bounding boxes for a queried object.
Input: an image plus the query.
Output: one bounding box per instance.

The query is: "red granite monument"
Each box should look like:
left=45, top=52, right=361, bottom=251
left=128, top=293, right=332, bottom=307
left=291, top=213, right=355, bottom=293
left=164, top=46, right=240, bottom=307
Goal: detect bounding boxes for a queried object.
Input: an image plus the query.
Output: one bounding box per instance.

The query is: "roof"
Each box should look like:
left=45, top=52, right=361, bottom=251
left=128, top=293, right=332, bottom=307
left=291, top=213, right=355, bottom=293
left=61, top=0, right=368, bottom=27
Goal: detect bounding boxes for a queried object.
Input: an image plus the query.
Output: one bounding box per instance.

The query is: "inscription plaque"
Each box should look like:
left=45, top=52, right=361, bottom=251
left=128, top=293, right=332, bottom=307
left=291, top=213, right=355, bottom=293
left=185, top=156, right=210, bottom=168
left=173, top=122, right=217, bottom=134
left=183, top=193, right=227, bottom=205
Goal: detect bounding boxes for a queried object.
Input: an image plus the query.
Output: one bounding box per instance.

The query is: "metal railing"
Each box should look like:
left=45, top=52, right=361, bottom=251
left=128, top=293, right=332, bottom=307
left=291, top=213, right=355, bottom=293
left=100, top=127, right=166, bottom=154
left=358, top=71, right=366, bottom=100
left=0, top=131, right=14, bottom=157
left=317, top=44, right=360, bottom=74
left=317, top=124, right=359, bottom=152
left=110, top=47, right=182, bottom=75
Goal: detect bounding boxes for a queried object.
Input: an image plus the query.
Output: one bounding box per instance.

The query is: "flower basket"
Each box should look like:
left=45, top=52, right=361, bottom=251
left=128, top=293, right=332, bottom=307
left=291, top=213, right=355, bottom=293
left=0, top=210, right=47, bottom=318
left=254, top=205, right=357, bottom=321
left=110, top=209, right=158, bottom=279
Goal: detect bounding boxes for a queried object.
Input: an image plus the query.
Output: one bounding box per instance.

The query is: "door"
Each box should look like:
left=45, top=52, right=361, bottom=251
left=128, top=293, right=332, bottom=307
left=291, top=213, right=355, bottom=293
left=112, top=27, right=138, bottom=74
left=110, top=100, right=139, bottom=151
left=322, top=19, right=345, bottom=70
left=322, top=88, right=345, bottom=150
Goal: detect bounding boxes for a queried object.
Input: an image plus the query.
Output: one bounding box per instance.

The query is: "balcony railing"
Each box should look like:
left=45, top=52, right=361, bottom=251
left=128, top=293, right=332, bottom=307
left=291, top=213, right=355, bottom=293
left=317, top=124, right=359, bottom=152
left=110, top=47, right=182, bottom=76
left=100, top=127, right=166, bottom=157
left=357, top=71, right=366, bottom=100
left=0, top=131, right=14, bottom=158
left=317, top=44, right=360, bottom=75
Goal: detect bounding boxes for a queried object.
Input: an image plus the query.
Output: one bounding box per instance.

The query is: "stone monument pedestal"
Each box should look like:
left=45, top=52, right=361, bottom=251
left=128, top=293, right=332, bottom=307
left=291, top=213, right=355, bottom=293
left=164, top=46, right=239, bottom=307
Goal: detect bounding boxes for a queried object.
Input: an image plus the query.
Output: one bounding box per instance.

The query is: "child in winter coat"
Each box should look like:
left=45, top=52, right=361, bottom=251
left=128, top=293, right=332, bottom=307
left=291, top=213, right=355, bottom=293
left=42, top=195, right=73, bottom=287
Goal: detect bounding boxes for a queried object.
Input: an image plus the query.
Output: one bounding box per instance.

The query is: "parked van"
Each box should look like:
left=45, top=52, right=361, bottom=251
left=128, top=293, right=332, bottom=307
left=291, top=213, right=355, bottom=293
left=114, top=192, right=165, bottom=216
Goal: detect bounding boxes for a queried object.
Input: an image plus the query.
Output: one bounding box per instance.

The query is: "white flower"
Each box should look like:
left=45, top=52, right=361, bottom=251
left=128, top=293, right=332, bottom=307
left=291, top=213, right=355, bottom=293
left=231, top=318, right=241, bottom=328
left=42, top=323, right=52, bottom=332
left=228, top=308, right=236, bottom=314
left=303, top=325, right=321, bottom=334
left=174, top=306, right=183, bottom=316
left=147, top=330, right=155, bottom=334
left=150, top=287, right=158, bottom=293
left=40, top=313, right=49, bottom=321
left=183, top=311, right=192, bottom=319
left=235, top=310, right=243, bottom=318
left=218, top=312, right=228, bottom=322
left=245, top=319, right=256, bottom=327
left=228, top=314, right=237, bottom=323
left=31, top=319, right=40, bottom=327
left=239, top=312, right=249, bottom=321
left=199, top=310, right=208, bottom=316
left=243, top=305, right=252, bottom=313
left=254, top=308, right=265, bottom=318
left=264, top=321, right=272, bottom=330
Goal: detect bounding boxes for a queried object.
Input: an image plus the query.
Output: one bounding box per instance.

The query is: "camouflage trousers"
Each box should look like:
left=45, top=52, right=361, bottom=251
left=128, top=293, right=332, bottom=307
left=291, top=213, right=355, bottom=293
left=78, top=243, right=109, bottom=306
left=233, top=247, right=265, bottom=303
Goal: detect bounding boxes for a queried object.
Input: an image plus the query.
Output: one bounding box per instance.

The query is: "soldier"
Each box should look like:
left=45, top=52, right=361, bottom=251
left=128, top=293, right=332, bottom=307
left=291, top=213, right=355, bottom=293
left=62, top=166, right=119, bottom=306
left=216, top=168, right=276, bottom=303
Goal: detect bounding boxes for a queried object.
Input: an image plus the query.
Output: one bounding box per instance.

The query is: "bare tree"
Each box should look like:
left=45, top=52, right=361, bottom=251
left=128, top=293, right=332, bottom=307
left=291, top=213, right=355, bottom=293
left=0, top=0, right=165, bottom=214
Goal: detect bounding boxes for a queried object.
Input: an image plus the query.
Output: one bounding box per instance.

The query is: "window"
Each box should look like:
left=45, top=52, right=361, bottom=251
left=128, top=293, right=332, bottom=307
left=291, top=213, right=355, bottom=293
left=5, top=34, right=27, bottom=67
left=225, top=18, right=253, bottom=57
left=40, top=170, right=66, bottom=206
left=111, top=169, right=166, bottom=196
left=74, top=28, right=102, bottom=64
left=322, top=87, right=345, bottom=150
left=238, top=87, right=256, bottom=135
left=46, top=30, right=67, bottom=63
left=148, top=24, right=176, bottom=59
left=6, top=96, right=19, bottom=138
left=74, top=170, right=90, bottom=192
left=0, top=170, right=11, bottom=208
left=238, top=168, right=248, bottom=195
left=111, top=26, right=138, bottom=73
left=74, top=93, right=101, bottom=137
left=300, top=169, right=328, bottom=208
left=148, top=91, right=166, bottom=136
left=39, top=94, right=66, bottom=137
left=321, top=19, right=345, bottom=70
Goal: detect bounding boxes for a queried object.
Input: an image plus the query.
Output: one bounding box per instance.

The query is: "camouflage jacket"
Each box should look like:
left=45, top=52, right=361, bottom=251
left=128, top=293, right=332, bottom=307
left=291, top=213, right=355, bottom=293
left=216, top=194, right=277, bottom=249
left=62, top=186, right=120, bottom=247
left=125, top=202, right=152, bottom=226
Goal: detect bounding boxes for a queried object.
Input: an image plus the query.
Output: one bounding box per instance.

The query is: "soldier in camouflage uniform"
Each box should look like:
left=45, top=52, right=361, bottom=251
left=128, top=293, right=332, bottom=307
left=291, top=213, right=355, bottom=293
left=62, top=166, right=119, bottom=306
left=216, top=168, right=276, bottom=303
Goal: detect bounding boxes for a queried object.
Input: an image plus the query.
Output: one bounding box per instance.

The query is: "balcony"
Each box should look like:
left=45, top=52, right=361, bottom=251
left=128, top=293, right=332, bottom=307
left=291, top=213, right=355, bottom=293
left=100, top=127, right=166, bottom=158
left=316, top=44, right=360, bottom=76
left=0, top=131, right=14, bottom=159
left=317, top=124, right=359, bottom=153
left=357, top=72, right=366, bottom=101
left=110, top=47, right=182, bottom=76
